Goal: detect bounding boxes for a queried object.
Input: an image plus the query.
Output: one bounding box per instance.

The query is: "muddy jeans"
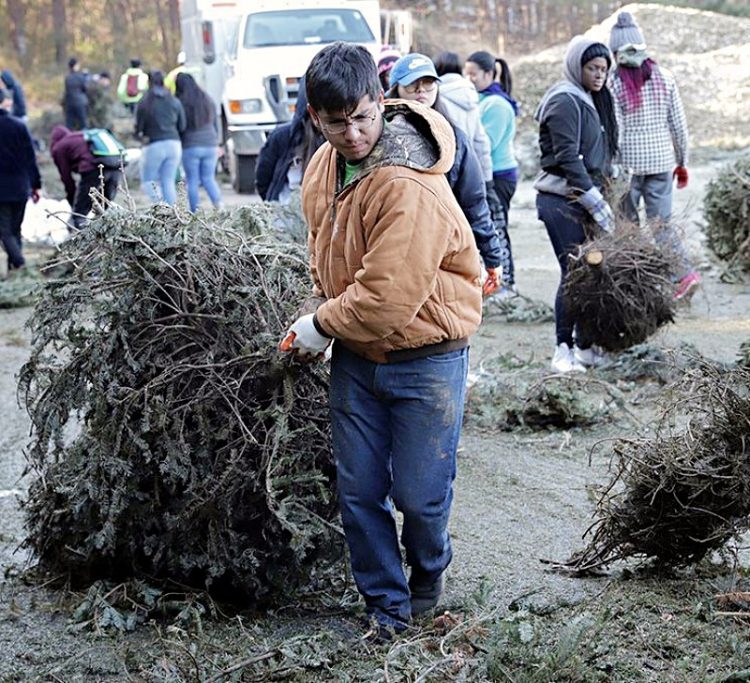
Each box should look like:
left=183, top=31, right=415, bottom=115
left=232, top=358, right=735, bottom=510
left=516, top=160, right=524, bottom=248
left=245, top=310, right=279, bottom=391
left=329, top=343, right=468, bottom=629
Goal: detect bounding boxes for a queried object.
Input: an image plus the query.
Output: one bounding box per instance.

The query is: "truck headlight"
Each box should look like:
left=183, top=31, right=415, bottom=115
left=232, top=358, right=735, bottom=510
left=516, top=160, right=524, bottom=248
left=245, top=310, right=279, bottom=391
left=228, top=99, right=262, bottom=114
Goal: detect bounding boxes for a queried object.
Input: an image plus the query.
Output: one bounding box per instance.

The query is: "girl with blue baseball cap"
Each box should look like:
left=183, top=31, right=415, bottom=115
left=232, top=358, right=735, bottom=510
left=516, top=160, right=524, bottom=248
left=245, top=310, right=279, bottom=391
left=388, top=53, right=503, bottom=297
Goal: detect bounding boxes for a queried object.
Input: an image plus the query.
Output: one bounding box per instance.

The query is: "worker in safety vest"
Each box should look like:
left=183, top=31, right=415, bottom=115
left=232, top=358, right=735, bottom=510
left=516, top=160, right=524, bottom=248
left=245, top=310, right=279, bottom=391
left=117, top=59, right=148, bottom=113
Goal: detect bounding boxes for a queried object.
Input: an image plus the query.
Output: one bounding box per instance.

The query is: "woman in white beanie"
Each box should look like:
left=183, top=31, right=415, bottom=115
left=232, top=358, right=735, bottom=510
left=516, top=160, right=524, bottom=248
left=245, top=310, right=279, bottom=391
left=609, top=11, right=700, bottom=301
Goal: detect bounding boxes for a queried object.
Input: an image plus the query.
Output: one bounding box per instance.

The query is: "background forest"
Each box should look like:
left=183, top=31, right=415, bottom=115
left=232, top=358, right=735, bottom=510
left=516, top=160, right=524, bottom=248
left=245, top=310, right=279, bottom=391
left=0, top=0, right=748, bottom=109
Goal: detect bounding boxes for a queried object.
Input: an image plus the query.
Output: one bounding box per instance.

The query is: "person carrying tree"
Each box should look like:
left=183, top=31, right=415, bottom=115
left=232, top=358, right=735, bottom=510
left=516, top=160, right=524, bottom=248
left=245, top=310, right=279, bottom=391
left=279, top=42, right=482, bottom=636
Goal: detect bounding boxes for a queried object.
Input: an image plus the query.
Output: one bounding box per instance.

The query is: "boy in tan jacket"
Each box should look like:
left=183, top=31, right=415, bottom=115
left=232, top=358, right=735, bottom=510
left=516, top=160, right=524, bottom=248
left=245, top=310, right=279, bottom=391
left=280, top=42, right=482, bottom=635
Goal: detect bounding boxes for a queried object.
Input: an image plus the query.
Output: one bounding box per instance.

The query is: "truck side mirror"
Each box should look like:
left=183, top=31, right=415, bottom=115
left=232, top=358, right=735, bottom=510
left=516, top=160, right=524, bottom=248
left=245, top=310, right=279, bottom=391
left=202, top=21, right=216, bottom=65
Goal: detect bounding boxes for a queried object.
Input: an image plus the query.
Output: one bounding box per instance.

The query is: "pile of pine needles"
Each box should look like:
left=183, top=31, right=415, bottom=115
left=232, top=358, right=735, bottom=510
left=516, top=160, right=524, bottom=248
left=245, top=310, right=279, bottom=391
left=18, top=203, right=341, bottom=603
left=564, top=365, right=750, bottom=571
left=563, top=224, right=677, bottom=352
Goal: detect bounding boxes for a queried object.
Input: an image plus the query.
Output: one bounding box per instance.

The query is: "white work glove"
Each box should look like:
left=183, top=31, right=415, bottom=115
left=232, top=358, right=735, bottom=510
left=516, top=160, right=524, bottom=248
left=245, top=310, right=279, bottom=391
left=280, top=313, right=331, bottom=358
left=578, top=186, right=615, bottom=234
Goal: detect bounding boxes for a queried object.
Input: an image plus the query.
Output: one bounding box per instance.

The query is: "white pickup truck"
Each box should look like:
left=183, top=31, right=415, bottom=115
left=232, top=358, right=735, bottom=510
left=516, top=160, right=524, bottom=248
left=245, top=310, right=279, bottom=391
left=181, top=0, right=411, bottom=193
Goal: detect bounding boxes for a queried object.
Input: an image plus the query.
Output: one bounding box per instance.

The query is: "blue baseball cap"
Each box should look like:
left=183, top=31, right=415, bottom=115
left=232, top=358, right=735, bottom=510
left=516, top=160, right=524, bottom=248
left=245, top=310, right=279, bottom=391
left=389, top=53, right=441, bottom=89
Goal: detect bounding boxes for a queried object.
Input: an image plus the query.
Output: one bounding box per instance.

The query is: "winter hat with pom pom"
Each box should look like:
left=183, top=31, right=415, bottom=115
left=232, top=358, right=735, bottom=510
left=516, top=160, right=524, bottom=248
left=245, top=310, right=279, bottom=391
left=609, top=12, right=645, bottom=53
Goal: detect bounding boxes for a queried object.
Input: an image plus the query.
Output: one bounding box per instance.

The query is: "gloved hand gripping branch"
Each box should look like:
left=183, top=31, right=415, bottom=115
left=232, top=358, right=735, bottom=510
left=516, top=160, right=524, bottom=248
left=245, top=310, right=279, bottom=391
left=578, top=186, right=615, bottom=234
left=279, top=313, right=332, bottom=358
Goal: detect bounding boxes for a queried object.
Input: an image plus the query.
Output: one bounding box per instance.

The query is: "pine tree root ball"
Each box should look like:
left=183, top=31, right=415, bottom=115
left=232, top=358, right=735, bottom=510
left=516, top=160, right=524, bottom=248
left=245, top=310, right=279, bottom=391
left=563, top=226, right=677, bottom=352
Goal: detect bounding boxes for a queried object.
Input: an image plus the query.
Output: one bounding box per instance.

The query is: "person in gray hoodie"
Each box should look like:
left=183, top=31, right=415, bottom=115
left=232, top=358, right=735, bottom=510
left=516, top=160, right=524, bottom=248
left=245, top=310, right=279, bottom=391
left=434, top=50, right=509, bottom=291
left=174, top=72, right=222, bottom=212
left=135, top=70, right=186, bottom=206
left=433, top=52, right=492, bottom=183
left=534, top=36, right=619, bottom=374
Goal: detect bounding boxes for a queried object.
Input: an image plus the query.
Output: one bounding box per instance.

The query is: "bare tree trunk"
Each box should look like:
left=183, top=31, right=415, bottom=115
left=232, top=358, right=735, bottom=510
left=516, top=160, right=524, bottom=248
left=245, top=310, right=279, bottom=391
left=108, top=0, right=129, bottom=67
left=7, top=0, right=28, bottom=58
left=168, top=0, right=180, bottom=40
left=51, top=0, right=67, bottom=65
left=154, top=0, right=172, bottom=65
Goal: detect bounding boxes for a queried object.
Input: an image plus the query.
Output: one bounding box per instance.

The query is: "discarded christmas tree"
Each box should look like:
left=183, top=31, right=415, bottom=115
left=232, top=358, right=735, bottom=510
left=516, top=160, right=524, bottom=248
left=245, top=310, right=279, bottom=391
left=19, top=203, right=341, bottom=603
left=563, top=225, right=677, bottom=352
left=565, top=365, right=750, bottom=571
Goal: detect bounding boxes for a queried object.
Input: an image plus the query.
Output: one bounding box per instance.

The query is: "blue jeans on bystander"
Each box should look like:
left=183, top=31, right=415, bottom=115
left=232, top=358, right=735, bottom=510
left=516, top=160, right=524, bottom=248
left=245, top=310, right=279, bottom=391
left=329, top=343, right=468, bottom=629
left=141, top=139, right=182, bottom=206
left=181, top=145, right=222, bottom=212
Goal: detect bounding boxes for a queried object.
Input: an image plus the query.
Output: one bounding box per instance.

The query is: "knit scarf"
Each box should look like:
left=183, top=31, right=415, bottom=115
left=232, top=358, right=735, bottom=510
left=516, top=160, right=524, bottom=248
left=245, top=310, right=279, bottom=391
left=616, top=51, right=666, bottom=114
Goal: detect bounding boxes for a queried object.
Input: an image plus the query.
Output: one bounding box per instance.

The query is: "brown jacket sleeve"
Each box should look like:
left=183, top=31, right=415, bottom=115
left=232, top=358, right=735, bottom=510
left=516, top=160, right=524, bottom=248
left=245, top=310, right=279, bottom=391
left=315, top=174, right=458, bottom=343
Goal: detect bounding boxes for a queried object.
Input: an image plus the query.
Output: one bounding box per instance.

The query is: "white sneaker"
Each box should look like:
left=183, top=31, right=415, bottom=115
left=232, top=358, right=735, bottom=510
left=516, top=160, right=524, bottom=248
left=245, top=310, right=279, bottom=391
left=551, top=343, right=586, bottom=373
left=574, top=345, right=607, bottom=368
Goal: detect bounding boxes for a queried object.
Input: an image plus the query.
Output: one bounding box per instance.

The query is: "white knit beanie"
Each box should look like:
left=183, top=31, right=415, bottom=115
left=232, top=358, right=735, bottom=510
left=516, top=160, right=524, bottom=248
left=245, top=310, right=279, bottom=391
left=609, top=12, right=645, bottom=53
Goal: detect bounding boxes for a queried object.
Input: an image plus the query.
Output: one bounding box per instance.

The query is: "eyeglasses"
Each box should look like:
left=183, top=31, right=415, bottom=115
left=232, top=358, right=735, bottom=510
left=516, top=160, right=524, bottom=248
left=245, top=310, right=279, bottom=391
left=401, top=78, right=437, bottom=94
left=318, top=106, right=379, bottom=135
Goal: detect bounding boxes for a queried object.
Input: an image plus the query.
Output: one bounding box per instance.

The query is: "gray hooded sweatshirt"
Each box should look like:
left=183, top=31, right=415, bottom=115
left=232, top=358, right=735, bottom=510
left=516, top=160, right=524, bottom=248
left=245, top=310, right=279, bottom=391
left=534, top=36, right=612, bottom=192
left=438, top=73, right=493, bottom=182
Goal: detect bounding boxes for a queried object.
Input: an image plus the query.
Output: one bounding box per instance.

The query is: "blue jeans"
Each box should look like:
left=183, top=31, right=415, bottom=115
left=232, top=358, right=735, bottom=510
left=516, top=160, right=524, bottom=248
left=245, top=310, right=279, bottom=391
left=141, top=139, right=182, bottom=206
left=537, top=192, right=592, bottom=348
left=623, top=172, right=691, bottom=279
left=182, top=145, right=222, bottom=212
left=329, top=344, right=468, bottom=628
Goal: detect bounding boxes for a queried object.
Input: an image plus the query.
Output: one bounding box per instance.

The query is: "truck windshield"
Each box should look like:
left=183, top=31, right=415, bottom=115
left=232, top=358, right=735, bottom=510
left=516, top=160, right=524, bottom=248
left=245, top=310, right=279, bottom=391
left=243, top=9, right=375, bottom=48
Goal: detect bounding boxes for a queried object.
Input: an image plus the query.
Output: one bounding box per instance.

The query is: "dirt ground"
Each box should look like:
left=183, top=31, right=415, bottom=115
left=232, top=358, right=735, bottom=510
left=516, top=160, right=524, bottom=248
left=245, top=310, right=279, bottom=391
left=1, top=154, right=750, bottom=681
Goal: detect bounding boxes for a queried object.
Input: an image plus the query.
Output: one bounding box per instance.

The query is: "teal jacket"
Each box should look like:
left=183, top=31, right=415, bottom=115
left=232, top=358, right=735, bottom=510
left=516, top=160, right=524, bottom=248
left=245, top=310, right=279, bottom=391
left=478, top=93, right=517, bottom=174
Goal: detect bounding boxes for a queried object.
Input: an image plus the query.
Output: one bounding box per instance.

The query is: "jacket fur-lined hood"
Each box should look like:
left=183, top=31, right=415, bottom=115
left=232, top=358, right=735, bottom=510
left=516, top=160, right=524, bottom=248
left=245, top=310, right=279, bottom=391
left=341, top=99, right=456, bottom=185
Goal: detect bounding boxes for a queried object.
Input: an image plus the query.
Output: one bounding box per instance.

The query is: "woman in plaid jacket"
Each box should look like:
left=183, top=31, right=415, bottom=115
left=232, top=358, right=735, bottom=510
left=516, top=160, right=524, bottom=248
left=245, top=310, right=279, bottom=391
left=609, top=11, right=700, bottom=301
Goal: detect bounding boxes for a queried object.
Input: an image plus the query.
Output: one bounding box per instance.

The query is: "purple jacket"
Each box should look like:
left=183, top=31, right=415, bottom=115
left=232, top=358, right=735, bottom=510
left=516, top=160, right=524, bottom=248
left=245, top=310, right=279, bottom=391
left=50, top=125, right=98, bottom=204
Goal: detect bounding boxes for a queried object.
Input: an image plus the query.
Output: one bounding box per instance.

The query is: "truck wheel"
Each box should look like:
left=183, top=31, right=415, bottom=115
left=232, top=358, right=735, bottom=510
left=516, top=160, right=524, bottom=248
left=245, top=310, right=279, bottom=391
left=232, top=154, right=257, bottom=194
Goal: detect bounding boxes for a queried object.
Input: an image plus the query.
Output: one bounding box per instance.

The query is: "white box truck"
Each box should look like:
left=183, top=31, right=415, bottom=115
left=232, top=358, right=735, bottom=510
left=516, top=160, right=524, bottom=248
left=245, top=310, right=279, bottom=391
left=181, top=0, right=409, bottom=193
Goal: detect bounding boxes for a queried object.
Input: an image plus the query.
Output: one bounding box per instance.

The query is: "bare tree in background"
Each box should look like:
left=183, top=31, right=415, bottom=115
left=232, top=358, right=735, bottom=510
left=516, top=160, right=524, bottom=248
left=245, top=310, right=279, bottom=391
left=6, top=0, right=28, bottom=59
left=52, top=0, right=67, bottom=65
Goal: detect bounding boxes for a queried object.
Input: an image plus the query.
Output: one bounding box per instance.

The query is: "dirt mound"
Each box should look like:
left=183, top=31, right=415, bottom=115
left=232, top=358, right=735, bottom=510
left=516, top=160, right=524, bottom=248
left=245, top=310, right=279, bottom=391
left=514, top=2, right=750, bottom=164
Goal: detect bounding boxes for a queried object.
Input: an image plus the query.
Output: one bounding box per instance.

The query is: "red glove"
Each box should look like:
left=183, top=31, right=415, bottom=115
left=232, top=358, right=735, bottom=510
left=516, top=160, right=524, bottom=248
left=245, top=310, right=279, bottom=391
left=482, top=267, right=500, bottom=297
left=673, top=166, right=688, bottom=189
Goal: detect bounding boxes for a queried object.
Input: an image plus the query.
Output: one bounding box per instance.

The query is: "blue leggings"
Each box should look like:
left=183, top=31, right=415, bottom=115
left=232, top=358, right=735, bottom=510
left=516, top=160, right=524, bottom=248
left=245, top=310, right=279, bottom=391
left=536, top=192, right=592, bottom=348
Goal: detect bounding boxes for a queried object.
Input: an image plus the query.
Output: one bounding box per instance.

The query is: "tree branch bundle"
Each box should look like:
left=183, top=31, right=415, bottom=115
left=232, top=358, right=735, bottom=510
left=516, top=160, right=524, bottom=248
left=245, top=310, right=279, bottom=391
left=563, top=225, right=677, bottom=352
left=19, top=204, right=341, bottom=603
left=566, top=365, right=750, bottom=571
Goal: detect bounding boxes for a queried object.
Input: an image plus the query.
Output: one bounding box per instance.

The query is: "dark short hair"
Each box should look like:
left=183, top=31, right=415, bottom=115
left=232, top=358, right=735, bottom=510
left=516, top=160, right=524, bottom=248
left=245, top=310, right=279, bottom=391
left=130, top=58, right=142, bottom=68
left=433, top=51, right=462, bottom=76
left=305, top=42, right=379, bottom=114
left=68, top=57, right=78, bottom=69
left=149, top=70, right=165, bottom=88
left=99, top=70, right=111, bottom=80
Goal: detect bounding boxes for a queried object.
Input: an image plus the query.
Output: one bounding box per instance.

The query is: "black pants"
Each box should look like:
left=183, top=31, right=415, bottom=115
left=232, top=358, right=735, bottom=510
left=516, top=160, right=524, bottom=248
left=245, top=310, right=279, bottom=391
left=65, top=102, right=88, bottom=131
left=71, top=168, right=121, bottom=230
left=492, top=175, right=517, bottom=286
left=0, top=201, right=27, bottom=270
left=536, top=191, right=592, bottom=348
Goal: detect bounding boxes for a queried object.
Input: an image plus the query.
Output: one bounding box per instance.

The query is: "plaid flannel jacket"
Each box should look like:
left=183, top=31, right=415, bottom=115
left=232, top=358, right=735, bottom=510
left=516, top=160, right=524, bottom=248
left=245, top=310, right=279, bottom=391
left=611, top=64, right=689, bottom=175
